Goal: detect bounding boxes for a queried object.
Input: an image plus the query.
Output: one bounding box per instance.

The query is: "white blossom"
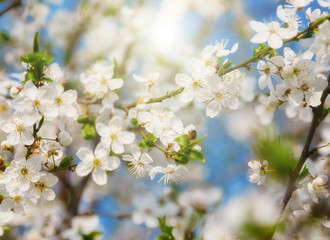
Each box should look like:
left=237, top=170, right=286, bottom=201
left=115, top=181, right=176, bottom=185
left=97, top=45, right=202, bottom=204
left=248, top=159, right=268, bottom=185
left=149, top=164, right=187, bottom=185
left=122, top=145, right=153, bottom=178
left=249, top=20, right=296, bottom=49
left=307, top=175, right=329, bottom=203
left=76, top=143, right=120, bottom=185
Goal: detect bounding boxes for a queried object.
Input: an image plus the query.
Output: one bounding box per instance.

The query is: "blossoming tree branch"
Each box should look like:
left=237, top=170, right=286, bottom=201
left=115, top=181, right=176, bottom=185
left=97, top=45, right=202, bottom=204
left=0, top=0, right=329, bottom=239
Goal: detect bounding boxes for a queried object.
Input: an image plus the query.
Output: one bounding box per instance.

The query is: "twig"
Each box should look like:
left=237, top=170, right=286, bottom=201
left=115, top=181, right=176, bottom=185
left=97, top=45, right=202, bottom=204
left=0, top=0, right=22, bottom=17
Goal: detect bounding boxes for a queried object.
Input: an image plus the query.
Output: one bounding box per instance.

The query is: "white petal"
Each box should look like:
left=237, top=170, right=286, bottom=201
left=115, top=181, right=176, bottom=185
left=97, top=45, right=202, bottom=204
left=305, top=92, right=321, bottom=107
left=250, top=32, right=270, bottom=43
left=181, top=87, right=195, bottom=102
left=112, top=140, right=124, bottom=154
left=7, top=132, right=20, bottom=145
left=21, top=130, right=34, bottom=145
left=92, top=167, right=107, bottom=185
left=43, top=188, right=56, bottom=201
left=267, top=34, right=283, bottom=49
left=249, top=20, right=269, bottom=32
left=130, top=145, right=141, bottom=160
left=117, top=131, right=135, bottom=144
left=195, top=89, right=213, bottom=102
left=76, top=147, right=94, bottom=162
left=175, top=74, right=191, bottom=87
left=141, top=153, right=153, bottom=164
left=94, top=143, right=108, bottom=159
left=102, top=156, right=120, bottom=171
left=289, top=90, right=304, bottom=106
left=76, top=161, right=93, bottom=177
left=206, top=100, right=221, bottom=118
left=107, top=78, right=124, bottom=90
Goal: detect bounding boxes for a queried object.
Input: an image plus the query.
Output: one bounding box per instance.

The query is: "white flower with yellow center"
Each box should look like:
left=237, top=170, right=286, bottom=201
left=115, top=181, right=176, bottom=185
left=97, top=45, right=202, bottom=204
left=122, top=145, right=153, bottom=178
left=96, top=116, right=135, bottom=154
left=308, top=175, right=329, bottom=203
left=31, top=172, right=58, bottom=201
left=196, top=74, right=240, bottom=118
left=4, top=153, right=43, bottom=192
left=248, top=159, right=268, bottom=185
left=1, top=115, right=34, bottom=145
left=76, top=143, right=120, bottom=185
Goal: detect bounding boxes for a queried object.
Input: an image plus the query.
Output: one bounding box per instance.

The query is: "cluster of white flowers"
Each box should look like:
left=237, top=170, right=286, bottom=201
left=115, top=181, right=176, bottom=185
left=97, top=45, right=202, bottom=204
left=175, top=40, right=242, bottom=118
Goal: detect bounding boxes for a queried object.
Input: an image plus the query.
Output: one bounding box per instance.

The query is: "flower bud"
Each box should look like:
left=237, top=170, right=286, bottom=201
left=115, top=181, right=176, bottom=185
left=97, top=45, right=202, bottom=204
left=9, top=85, right=22, bottom=98
left=1, top=140, right=12, bottom=151
left=58, top=131, right=73, bottom=146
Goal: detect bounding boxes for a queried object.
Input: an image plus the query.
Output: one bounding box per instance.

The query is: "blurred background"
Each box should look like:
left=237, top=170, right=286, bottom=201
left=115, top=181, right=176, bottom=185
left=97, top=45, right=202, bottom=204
left=0, top=0, right=326, bottom=239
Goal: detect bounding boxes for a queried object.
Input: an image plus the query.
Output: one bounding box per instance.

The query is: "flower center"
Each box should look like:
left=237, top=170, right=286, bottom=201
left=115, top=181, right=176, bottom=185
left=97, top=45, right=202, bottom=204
left=215, top=92, right=222, bottom=99
left=36, top=181, right=46, bottom=190
left=55, top=97, right=62, bottom=106
left=33, top=99, right=40, bottom=108
left=301, top=83, right=309, bottom=91
left=14, top=195, right=22, bottom=203
left=192, top=80, right=199, bottom=88
left=21, top=167, right=28, bottom=175
left=110, top=133, right=117, bottom=141
left=16, top=124, right=25, bottom=133
left=93, top=158, right=101, bottom=167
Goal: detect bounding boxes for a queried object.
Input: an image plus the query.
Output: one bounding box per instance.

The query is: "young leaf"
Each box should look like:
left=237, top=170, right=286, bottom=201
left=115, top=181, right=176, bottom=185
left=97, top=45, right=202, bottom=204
left=82, top=123, right=96, bottom=140
left=156, top=217, right=175, bottom=240
left=138, top=133, right=157, bottom=151
left=59, top=156, right=74, bottom=169
left=77, top=114, right=93, bottom=124
left=33, top=32, right=39, bottom=53
left=188, top=135, right=207, bottom=148
left=189, top=149, right=205, bottom=162
left=175, top=135, right=188, bottom=148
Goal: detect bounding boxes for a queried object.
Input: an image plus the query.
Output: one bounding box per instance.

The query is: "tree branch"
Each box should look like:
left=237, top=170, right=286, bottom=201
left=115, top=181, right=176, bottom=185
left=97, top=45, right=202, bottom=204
left=0, top=0, right=22, bottom=17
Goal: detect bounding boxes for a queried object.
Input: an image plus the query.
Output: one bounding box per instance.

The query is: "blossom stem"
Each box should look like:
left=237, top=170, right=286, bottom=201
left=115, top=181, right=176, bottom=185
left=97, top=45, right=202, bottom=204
left=223, top=15, right=330, bottom=77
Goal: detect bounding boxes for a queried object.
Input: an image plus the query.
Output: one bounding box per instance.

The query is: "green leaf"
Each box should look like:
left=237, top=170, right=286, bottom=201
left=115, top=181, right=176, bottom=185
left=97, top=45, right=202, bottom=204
left=77, top=114, right=93, bottom=124
left=0, top=31, right=10, bottom=46
left=33, top=32, right=39, bottom=53
left=241, top=221, right=278, bottom=240
left=21, top=52, right=54, bottom=65
left=156, top=217, right=175, bottom=240
left=299, top=166, right=309, bottom=180
left=222, top=60, right=233, bottom=70
left=24, top=71, right=36, bottom=82
left=174, top=135, right=188, bottom=148
left=138, top=133, right=157, bottom=151
left=130, top=118, right=139, bottom=128
left=59, top=156, right=74, bottom=169
left=189, top=149, right=205, bottom=162
left=82, top=123, right=96, bottom=140
left=188, top=135, right=206, bottom=148
left=320, top=107, right=330, bottom=121
left=80, top=231, right=101, bottom=240
left=252, top=43, right=269, bottom=62
left=173, top=155, right=189, bottom=165
left=253, top=136, right=296, bottom=181
left=113, top=57, right=118, bottom=76
left=37, top=116, right=44, bottom=130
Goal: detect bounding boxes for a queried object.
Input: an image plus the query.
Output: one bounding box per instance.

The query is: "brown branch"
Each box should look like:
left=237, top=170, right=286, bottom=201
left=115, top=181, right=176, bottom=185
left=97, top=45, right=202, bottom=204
left=269, top=72, right=330, bottom=239
left=0, top=0, right=22, bottom=17
left=279, top=72, right=330, bottom=214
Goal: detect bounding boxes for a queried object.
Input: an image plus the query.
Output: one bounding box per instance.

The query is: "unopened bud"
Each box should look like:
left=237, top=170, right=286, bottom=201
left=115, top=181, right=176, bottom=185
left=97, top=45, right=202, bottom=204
left=1, top=140, right=12, bottom=151
left=58, top=131, right=73, bottom=146
left=9, top=85, right=22, bottom=98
